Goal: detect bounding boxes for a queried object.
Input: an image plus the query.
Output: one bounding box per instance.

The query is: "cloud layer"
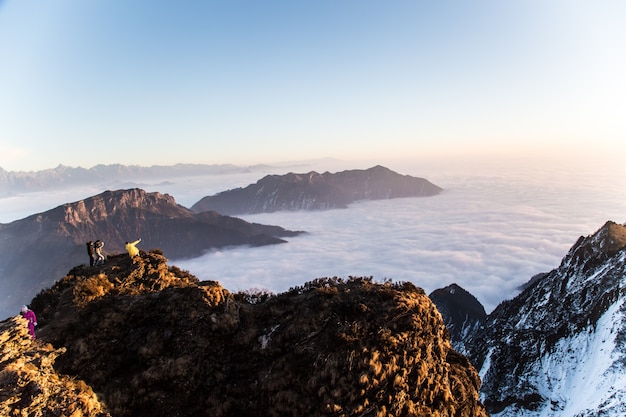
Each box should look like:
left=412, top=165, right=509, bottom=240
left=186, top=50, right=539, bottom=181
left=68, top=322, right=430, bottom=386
left=2, top=158, right=625, bottom=313
left=175, top=163, right=626, bottom=313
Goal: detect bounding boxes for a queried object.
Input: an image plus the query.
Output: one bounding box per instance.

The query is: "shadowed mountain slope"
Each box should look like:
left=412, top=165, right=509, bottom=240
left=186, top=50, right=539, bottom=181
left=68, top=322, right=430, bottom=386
left=191, top=165, right=443, bottom=215
left=0, top=188, right=303, bottom=320
left=11, top=250, right=490, bottom=417
left=429, top=284, right=487, bottom=354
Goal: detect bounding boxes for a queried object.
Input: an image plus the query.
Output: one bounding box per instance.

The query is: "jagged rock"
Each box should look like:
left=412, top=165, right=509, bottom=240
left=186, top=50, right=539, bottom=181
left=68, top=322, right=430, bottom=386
left=466, top=221, right=626, bottom=416
left=27, top=252, right=487, bottom=417
left=429, top=284, right=487, bottom=354
left=190, top=165, right=443, bottom=215
left=0, top=316, right=110, bottom=416
left=0, top=188, right=303, bottom=320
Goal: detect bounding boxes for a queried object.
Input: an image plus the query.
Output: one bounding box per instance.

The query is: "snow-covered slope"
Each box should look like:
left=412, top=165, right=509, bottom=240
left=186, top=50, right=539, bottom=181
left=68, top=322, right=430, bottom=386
left=466, top=221, right=626, bottom=416
left=534, top=297, right=626, bottom=416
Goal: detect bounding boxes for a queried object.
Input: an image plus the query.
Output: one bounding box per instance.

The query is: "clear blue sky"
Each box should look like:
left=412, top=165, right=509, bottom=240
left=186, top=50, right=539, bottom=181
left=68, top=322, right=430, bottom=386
left=1, top=0, right=624, bottom=171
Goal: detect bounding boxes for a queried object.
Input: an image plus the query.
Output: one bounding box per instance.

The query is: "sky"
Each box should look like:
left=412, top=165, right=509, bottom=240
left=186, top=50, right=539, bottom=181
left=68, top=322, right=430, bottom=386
left=1, top=0, right=625, bottom=171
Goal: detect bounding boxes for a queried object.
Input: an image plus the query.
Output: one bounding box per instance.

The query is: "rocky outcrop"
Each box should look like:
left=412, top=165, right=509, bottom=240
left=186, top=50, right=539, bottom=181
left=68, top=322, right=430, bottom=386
left=429, top=284, right=487, bottom=354
left=191, top=165, right=443, bottom=215
left=465, top=221, right=626, bottom=416
left=22, top=251, right=488, bottom=417
left=0, top=316, right=110, bottom=416
left=0, top=188, right=303, bottom=320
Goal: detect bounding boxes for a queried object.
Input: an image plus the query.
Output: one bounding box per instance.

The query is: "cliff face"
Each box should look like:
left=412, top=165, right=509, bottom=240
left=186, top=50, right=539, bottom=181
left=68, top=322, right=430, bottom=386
left=191, top=165, right=443, bottom=215
left=8, top=251, right=489, bottom=417
left=0, top=188, right=302, bottom=320
left=465, top=221, right=626, bottom=416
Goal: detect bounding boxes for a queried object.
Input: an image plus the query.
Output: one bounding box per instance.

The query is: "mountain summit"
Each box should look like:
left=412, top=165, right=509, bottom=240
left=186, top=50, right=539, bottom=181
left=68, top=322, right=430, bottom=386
left=0, top=188, right=302, bottom=320
left=465, top=220, right=626, bottom=416
left=429, top=284, right=487, bottom=353
left=190, top=165, right=443, bottom=215
left=2, top=250, right=488, bottom=417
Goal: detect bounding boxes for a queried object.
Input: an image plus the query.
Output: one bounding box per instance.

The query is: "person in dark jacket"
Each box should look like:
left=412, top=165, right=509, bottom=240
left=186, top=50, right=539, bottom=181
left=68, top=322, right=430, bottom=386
left=86, top=241, right=95, bottom=267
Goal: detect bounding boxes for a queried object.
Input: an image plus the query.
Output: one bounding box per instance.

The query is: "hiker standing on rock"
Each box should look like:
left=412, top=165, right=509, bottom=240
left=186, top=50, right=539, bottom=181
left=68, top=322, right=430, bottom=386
left=94, top=240, right=105, bottom=265
left=86, top=241, right=95, bottom=267
left=125, top=238, right=142, bottom=258
left=20, top=305, right=37, bottom=339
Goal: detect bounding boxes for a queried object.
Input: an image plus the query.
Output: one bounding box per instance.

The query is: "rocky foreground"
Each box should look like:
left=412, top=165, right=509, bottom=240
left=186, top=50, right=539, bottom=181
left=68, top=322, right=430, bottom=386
left=0, top=316, right=110, bottom=416
left=2, top=250, right=487, bottom=417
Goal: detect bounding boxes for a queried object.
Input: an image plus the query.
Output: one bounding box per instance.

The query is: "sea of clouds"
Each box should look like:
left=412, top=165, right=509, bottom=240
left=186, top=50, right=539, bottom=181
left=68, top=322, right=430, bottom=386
left=2, top=157, right=625, bottom=313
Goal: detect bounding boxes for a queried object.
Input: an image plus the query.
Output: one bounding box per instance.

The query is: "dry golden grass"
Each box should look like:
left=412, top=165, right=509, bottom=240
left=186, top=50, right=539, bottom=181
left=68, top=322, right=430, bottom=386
left=73, top=274, right=114, bottom=307
left=0, top=316, right=109, bottom=417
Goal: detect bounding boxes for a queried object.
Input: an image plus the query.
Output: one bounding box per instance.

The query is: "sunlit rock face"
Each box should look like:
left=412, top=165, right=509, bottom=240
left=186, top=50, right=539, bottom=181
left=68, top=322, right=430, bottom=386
left=23, top=250, right=487, bottom=417
left=0, top=316, right=109, bottom=417
left=465, top=221, right=626, bottom=417
left=191, top=165, right=443, bottom=215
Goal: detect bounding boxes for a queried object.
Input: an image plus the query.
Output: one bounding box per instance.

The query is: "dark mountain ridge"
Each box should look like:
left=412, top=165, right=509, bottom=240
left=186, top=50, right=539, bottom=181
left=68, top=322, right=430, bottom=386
left=2, top=250, right=488, bottom=417
left=429, top=284, right=487, bottom=353
left=0, top=188, right=302, bottom=320
left=191, top=165, right=443, bottom=215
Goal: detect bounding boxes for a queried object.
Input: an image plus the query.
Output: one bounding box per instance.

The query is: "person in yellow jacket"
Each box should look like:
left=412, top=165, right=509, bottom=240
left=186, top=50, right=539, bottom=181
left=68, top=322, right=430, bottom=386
left=125, top=238, right=142, bottom=258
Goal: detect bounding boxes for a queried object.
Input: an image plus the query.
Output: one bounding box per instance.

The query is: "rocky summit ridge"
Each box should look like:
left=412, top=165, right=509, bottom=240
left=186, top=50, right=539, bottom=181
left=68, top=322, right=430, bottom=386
left=191, top=165, right=443, bottom=215
left=2, top=249, right=487, bottom=417
left=429, top=284, right=487, bottom=354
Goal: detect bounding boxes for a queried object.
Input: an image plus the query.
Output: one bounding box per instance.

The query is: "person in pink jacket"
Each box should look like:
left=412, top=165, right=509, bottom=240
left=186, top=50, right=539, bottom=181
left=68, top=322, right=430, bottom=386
left=20, top=305, right=37, bottom=339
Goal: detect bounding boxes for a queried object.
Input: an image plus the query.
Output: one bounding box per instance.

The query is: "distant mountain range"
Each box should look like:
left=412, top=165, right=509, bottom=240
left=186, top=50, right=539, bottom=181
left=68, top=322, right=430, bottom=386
left=191, top=165, right=443, bottom=215
left=0, top=163, right=272, bottom=194
left=0, top=188, right=302, bottom=319
left=0, top=164, right=443, bottom=319
left=432, top=221, right=626, bottom=416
